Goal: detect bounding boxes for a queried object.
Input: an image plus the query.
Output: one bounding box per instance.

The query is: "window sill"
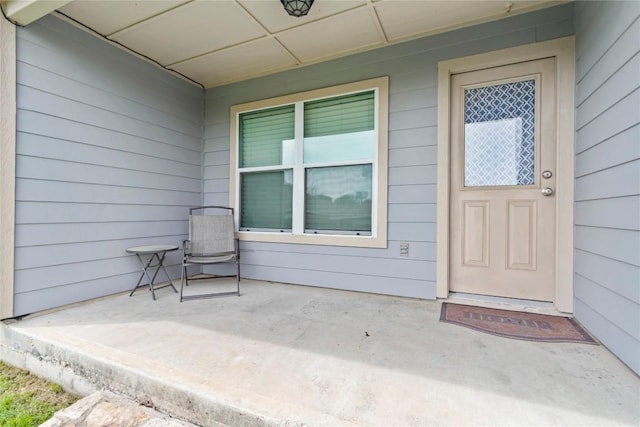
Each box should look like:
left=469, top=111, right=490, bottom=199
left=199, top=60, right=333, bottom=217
left=236, top=230, right=387, bottom=248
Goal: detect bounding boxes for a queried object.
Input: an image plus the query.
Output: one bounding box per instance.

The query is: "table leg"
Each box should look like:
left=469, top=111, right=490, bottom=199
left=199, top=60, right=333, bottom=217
left=129, top=250, right=177, bottom=299
left=130, top=252, right=161, bottom=300
left=158, top=252, right=178, bottom=294
left=130, top=252, right=157, bottom=297
left=129, top=271, right=145, bottom=297
left=143, top=253, right=159, bottom=300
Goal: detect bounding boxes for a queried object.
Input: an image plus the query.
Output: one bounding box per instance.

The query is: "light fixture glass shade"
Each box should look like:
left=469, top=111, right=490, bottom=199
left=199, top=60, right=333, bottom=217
left=281, top=0, right=314, bottom=17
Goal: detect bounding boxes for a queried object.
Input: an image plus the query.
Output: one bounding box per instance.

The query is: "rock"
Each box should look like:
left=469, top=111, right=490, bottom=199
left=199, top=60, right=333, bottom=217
left=41, top=390, right=200, bottom=427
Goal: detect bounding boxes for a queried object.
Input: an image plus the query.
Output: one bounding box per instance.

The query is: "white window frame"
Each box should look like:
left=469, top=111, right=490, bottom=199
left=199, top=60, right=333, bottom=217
left=229, top=77, right=389, bottom=248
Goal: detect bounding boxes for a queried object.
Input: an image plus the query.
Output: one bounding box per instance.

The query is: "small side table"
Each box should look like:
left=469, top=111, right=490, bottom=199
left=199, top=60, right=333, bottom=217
left=126, top=245, right=179, bottom=300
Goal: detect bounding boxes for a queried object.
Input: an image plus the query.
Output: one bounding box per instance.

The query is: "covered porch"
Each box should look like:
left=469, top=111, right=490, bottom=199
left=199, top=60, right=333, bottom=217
left=1, top=279, right=638, bottom=426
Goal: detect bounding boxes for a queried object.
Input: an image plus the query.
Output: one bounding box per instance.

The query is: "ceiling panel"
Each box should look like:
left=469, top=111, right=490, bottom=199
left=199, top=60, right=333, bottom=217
left=171, top=38, right=298, bottom=88
left=55, top=0, right=569, bottom=88
left=58, top=0, right=188, bottom=36
left=238, top=0, right=365, bottom=33
left=109, top=0, right=267, bottom=65
left=276, top=7, right=383, bottom=63
left=375, top=1, right=556, bottom=41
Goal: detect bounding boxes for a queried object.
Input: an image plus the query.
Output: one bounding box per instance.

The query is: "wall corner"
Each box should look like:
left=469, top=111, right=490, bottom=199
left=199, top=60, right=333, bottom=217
left=0, top=15, right=16, bottom=320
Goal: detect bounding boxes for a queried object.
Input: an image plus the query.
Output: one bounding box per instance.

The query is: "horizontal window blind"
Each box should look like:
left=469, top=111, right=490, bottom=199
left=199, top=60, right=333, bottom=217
left=304, top=91, right=374, bottom=138
left=240, top=171, right=293, bottom=230
left=239, top=105, right=294, bottom=168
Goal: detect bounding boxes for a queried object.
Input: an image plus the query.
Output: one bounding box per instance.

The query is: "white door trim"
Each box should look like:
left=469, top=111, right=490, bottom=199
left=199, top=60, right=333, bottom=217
left=436, top=37, right=575, bottom=313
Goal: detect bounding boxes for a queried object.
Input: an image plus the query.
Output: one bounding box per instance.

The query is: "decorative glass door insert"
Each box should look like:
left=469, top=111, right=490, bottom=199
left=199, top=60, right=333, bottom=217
left=463, top=79, right=536, bottom=187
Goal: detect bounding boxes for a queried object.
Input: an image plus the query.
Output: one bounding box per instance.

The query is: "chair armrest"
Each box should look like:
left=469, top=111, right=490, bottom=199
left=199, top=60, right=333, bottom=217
left=182, top=239, right=191, bottom=255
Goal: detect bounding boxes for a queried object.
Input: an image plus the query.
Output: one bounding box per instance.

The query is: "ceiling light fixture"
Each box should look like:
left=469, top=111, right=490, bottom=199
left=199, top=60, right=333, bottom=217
left=281, top=0, right=314, bottom=17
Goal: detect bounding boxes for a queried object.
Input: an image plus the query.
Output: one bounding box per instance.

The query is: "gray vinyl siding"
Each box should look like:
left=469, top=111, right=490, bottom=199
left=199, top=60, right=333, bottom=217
left=574, top=1, right=640, bottom=374
left=203, top=4, right=575, bottom=299
left=13, top=15, right=203, bottom=316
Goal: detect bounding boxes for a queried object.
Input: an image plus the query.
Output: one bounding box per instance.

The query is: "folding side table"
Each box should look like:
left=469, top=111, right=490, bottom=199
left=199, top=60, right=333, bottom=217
left=126, top=245, right=179, bottom=300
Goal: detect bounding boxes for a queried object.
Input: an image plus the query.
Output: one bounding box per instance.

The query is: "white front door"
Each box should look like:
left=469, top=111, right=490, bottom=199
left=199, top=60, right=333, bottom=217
left=449, top=58, right=557, bottom=301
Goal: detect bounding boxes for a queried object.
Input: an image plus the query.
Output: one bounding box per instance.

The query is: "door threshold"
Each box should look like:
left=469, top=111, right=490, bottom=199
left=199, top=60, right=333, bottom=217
left=445, top=292, right=571, bottom=317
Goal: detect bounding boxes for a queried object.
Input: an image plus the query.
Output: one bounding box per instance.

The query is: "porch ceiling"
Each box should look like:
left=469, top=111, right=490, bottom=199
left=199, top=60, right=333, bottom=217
left=52, top=0, right=567, bottom=88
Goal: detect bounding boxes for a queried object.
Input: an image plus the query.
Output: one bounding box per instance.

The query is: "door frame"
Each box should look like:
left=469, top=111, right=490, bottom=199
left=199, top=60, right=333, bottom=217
left=436, top=37, right=575, bottom=313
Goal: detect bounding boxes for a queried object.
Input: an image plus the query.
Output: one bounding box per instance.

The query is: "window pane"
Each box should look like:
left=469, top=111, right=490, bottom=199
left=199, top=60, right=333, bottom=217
left=239, top=105, right=295, bottom=168
left=464, top=79, right=536, bottom=186
left=304, top=91, right=375, bottom=163
left=240, top=171, right=292, bottom=230
left=304, top=91, right=374, bottom=137
left=304, top=131, right=375, bottom=164
left=305, top=165, right=372, bottom=234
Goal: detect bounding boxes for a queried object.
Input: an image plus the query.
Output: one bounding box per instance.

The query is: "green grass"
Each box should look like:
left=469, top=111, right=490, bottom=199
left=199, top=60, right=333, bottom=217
left=0, top=361, right=78, bottom=427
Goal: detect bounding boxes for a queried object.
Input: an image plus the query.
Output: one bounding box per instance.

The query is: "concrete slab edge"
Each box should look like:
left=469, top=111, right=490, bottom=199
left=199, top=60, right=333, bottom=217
left=0, top=321, right=349, bottom=427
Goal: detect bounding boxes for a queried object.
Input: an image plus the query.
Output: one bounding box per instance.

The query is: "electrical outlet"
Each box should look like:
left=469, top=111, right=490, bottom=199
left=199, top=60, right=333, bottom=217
left=400, top=242, right=409, bottom=257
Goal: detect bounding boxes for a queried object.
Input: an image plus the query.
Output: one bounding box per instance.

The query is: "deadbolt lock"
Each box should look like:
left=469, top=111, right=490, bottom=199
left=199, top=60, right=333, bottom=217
left=542, top=170, right=553, bottom=179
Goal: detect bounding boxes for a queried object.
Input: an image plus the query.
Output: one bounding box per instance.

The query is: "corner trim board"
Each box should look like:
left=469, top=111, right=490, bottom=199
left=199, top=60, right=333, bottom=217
left=0, top=15, right=16, bottom=319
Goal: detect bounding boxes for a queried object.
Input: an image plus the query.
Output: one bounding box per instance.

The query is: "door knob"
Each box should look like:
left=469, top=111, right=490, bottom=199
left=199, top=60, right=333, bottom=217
left=541, top=187, right=554, bottom=196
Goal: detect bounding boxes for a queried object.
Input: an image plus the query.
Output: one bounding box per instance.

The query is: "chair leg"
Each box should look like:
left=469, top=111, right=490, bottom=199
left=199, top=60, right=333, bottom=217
left=180, top=263, right=187, bottom=302
left=236, top=260, right=240, bottom=296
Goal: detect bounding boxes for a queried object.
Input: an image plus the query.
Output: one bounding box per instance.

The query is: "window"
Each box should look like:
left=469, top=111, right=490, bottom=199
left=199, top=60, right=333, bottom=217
left=230, top=77, right=388, bottom=248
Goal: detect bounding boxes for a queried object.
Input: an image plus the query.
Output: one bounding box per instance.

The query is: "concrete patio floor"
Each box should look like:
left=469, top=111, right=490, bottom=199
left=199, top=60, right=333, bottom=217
left=1, top=279, right=638, bottom=426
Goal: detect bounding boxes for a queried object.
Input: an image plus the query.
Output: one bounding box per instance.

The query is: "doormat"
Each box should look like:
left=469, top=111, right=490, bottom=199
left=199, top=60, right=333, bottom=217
left=440, top=303, right=597, bottom=344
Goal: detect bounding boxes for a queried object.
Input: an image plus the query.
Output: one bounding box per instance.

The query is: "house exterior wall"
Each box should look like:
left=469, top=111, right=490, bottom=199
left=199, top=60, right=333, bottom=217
left=203, top=4, right=575, bottom=299
left=12, top=15, right=203, bottom=317
left=5, top=1, right=637, bottom=376
left=573, top=1, right=640, bottom=374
